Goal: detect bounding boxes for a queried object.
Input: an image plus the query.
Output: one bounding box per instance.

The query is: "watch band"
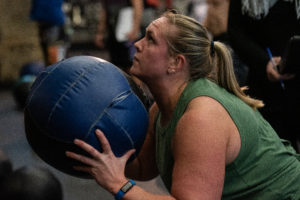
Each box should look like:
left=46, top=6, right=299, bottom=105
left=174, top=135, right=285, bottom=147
left=115, top=179, right=136, bottom=200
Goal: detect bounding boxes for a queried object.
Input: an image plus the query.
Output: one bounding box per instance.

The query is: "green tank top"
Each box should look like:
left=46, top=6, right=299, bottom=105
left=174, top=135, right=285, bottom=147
left=155, top=78, right=300, bottom=199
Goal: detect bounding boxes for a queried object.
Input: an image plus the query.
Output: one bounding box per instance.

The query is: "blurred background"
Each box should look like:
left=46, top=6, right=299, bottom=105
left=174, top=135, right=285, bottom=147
left=1, top=0, right=299, bottom=199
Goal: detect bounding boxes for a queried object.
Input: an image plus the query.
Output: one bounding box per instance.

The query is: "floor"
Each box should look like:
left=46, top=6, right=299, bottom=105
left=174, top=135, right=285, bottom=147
left=0, top=48, right=168, bottom=200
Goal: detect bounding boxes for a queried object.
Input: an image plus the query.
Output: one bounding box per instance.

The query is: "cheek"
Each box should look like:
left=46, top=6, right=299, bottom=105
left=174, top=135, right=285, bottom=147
left=131, top=47, right=169, bottom=76
left=152, top=52, right=169, bottom=67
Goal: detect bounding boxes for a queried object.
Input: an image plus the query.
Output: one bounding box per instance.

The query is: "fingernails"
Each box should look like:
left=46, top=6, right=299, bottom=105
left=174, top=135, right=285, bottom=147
left=74, top=139, right=80, bottom=144
left=95, top=129, right=102, bottom=135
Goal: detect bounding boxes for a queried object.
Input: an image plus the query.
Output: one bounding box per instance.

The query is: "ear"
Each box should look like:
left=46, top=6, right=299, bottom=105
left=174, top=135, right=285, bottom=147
left=167, top=54, right=187, bottom=74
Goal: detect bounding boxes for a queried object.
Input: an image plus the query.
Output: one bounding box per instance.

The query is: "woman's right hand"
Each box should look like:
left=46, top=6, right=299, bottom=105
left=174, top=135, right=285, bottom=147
left=65, top=129, right=136, bottom=194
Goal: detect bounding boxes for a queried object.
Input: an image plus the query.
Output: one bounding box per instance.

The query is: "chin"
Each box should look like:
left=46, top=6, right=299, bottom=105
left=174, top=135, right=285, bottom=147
left=129, top=65, right=138, bottom=75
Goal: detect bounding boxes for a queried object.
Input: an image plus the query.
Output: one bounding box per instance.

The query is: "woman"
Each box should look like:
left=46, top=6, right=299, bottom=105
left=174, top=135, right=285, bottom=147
left=66, top=10, right=300, bottom=199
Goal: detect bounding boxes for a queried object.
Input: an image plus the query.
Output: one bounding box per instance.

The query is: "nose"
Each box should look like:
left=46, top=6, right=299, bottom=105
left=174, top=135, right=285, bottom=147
left=134, top=38, right=142, bottom=52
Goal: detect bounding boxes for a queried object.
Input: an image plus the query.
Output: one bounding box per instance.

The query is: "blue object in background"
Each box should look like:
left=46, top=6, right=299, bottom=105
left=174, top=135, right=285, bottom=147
left=30, top=0, right=65, bottom=25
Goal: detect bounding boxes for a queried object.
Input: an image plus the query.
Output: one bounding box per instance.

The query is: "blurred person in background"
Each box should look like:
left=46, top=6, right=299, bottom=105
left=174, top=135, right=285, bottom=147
left=30, top=0, right=68, bottom=66
left=95, top=0, right=144, bottom=73
left=227, top=0, right=300, bottom=152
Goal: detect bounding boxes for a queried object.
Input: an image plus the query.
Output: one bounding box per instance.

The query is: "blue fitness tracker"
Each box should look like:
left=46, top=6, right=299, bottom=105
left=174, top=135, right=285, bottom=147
left=115, top=179, right=136, bottom=200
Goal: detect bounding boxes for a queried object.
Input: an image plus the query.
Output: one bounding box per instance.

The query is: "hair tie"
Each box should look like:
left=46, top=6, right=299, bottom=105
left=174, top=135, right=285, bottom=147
left=210, top=41, right=215, bottom=57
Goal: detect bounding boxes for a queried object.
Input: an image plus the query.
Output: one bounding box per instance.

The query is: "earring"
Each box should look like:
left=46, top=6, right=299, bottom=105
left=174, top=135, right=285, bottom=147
left=168, top=68, right=175, bottom=74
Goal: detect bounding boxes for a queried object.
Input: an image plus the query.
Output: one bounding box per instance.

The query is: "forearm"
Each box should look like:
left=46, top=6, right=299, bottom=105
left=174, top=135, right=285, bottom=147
left=97, top=6, right=107, bottom=33
left=130, top=0, right=144, bottom=32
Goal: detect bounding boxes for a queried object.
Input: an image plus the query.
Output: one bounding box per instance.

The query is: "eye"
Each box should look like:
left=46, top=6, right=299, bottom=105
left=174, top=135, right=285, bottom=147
left=147, top=34, right=155, bottom=43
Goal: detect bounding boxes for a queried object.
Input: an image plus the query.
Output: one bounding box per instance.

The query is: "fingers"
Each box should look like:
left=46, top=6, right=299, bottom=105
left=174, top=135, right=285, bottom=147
left=66, top=129, right=135, bottom=171
left=266, top=63, right=281, bottom=81
left=122, top=149, right=136, bottom=162
left=280, top=73, right=296, bottom=80
left=71, top=129, right=112, bottom=157
left=74, top=138, right=101, bottom=159
left=273, top=56, right=281, bottom=64
left=240, top=86, right=249, bottom=91
left=73, top=166, right=92, bottom=173
left=95, top=129, right=112, bottom=153
left=65, top=151, right=97, bottom=166
left=72, top=165, right=98, bottom=178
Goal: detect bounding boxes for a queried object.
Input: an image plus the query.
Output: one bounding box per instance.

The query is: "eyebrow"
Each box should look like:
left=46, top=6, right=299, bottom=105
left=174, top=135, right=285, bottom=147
left=146, top=29, right=153, bottom=35
left=146, top=20, right=160, bottom=33
left=145, top=29, right=155, bottom=39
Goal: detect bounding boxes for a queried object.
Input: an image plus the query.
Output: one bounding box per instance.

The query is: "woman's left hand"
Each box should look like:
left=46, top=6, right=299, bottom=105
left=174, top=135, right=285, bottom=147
left=65, top=129, right=136, bottom=194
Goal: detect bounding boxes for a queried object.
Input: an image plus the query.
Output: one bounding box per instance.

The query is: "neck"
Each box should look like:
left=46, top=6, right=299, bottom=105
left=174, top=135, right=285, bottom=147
left=148, top=79, right=188, bottom=126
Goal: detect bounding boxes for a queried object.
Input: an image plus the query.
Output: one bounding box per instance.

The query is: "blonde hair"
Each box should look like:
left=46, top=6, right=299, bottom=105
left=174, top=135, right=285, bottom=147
left=162, top=10, right=264, bottom=109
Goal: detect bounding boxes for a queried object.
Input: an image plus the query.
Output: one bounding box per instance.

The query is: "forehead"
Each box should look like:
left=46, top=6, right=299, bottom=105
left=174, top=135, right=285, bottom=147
left=147, top=17, right=170, bottom=37
left=151, top=17, right=168, bottom=28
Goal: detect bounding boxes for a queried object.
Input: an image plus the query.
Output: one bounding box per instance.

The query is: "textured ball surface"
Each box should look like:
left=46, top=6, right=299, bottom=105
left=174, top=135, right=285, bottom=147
left=24, top=56, right=148, bottom=178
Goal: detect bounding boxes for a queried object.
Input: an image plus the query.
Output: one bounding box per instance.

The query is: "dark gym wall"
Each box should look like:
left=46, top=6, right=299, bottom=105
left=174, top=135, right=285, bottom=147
left=0, top=0, right=43, bottom=85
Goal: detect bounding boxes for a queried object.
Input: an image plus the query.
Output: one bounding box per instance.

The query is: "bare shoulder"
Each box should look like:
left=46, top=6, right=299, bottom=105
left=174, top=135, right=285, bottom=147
left=178, top=96, right=232, bottom=133
left=173, top=96, right=234, bottom=153
left=174, top=96, right=240, bottom=163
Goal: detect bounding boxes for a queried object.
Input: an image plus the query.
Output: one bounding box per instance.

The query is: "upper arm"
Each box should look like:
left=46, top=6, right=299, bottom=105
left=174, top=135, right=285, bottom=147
left=170, top=97, right=232, bottom=200
left=125, top=103, right=159, bottom=181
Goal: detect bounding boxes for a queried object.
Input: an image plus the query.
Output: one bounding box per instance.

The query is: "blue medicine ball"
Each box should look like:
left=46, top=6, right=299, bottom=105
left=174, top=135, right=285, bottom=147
left=24, top=56, right=149, bottom=178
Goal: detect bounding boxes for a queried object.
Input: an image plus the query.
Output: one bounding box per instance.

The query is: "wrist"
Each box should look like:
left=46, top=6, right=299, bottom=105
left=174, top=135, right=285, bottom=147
left=109, top=179, right=128, bottom=194
left=114, top=179, right=136, bottom=200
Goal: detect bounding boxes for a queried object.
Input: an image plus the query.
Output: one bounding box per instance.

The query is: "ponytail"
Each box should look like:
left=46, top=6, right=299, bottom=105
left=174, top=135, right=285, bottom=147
left=212, top=42, right=264, bottom=110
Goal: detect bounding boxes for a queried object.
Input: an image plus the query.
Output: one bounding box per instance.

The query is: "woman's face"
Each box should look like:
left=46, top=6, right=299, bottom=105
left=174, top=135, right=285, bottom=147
left=130, top=17, right=173, bottom=82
